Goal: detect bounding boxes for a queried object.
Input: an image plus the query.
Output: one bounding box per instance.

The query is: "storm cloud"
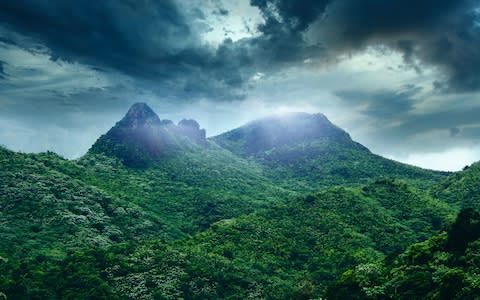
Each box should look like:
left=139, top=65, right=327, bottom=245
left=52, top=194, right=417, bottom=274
left=0, top=0, right=254, bottom=99
left=1, top=0, right=479, bottom=97
left=250, top=0, right=480, bottom=92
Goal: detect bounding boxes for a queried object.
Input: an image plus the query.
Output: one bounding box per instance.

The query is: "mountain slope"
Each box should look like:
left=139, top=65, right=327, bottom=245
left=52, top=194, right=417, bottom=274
left=7, top=179, right=453, bottom=299
left=80, top=103, right=293, bottom=236
left=326, top=208, right=480, bottom=300
left=433, top=161, right=480, bottom=208
left=213, top=112, right=447, bottom=190
left=212, top=112, right=356, bottom=156
left=0, top=146, right=171, bottom=299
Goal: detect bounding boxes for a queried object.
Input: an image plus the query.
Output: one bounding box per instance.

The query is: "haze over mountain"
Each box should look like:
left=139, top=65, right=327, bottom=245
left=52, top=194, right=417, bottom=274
left=1, top=1, right=480, bottom=170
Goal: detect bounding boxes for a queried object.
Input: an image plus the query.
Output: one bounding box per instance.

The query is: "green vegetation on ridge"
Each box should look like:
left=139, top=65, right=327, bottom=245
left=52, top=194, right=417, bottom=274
left=213, top=112, right=447, bottom=190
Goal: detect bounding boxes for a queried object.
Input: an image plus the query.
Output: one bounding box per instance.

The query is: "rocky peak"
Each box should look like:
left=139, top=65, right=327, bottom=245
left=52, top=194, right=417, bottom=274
left=118, top=102, right=161, bottom=128
left=89, top=103, right=208, bottom=167
left=178, top=119, right=200, bottom=130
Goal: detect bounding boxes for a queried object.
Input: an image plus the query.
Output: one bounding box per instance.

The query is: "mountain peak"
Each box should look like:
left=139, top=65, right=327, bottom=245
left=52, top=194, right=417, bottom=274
left=120, top=102, right=161, bottom=128
left=213, top=112, right=356, bottom=157
left=177, top=119, right=206, bottom=145
left=89, top=103, right=207, bottom=167
left=128, top=102, right=153, bottom=112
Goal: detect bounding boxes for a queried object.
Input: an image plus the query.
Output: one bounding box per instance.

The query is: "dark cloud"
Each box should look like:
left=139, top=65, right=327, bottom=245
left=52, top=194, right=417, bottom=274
left=335, top=85, right=420, bottom=120
left=450, top=127, right=461, bottom=137
left=2, top=0, right=479, bottom=100
left=0, top=1, right=191, bottom=70
left=252, top=0, right=330, bottom=33
left=250, top=0, right=480, bottom=92
left=0, top=0, right=251, bottom=100
left=395, top=107, right=480, bottom=139
left=458, top=126, right=480, bottom=140
left=335, top=86, right=480, bottom=153
left=211, top=0, right=229, bottom=16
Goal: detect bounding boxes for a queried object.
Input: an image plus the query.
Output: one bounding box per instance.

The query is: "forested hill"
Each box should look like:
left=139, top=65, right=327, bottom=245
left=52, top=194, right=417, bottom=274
left=213, top=111, right=448, bottom=189
left=0, top=103, right=476, bottom=299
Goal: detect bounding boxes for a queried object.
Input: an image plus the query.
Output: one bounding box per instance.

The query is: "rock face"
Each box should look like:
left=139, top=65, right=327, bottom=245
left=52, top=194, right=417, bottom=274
left=117, top=102, right=162, bottom=129
left=89, top=103, right=207, bottom=167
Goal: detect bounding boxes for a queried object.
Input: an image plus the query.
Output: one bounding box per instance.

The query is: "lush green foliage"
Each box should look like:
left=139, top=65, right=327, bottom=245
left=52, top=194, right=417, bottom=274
left=0, top=108, right=475, bottom=299
left=0, top=148, right=458, bottom=300
left=433, top=162, right=480, bottom=208
left=326, top=208, right=480, bottom=300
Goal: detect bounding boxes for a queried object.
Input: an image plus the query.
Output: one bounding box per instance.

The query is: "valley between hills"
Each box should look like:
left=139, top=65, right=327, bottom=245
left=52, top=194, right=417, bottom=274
left=1, top=103, right=479, bottom=299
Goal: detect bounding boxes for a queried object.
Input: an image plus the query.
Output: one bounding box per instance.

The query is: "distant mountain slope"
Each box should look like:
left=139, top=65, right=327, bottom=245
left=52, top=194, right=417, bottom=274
left=213, top=112, right=448, bottom=189
left=79, top=103, right=293, bottom=237
left=212, top=112, right=356, bottom=156
left=75, top=146, right=292, bottom=237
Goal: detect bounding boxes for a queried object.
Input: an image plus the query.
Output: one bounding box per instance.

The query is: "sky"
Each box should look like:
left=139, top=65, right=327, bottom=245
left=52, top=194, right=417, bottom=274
left=1, top=0, right=480, bottom=171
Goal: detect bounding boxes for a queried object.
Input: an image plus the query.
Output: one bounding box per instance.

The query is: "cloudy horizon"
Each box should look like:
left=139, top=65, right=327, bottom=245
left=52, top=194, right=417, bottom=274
left=1, top=0, right=480, bottom=171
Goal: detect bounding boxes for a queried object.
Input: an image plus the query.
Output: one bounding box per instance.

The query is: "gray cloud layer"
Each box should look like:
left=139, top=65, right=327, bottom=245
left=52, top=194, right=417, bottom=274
left=1, top=0, right=479, bottom=98
left=252, top=0, right=480, bottom=92
left=0, top=0, right=252, bottom=100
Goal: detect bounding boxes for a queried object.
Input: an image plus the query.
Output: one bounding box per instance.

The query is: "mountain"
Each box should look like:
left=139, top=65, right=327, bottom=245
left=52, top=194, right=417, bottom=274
left=213, top=112, right=447, bottom=190
left=90, top=102, right=207, bottom=167
left=92, top=105, right=446, bottom=189
left=213, top=112, right=356, bottom=156
left=0, top=103, right=474, bottom=299
left=104, top=179, right=453, bottom=299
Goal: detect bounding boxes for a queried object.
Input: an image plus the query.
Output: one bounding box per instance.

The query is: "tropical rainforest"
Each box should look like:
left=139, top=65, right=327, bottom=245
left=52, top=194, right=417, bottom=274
left=1, top=103, right=479, bottom=299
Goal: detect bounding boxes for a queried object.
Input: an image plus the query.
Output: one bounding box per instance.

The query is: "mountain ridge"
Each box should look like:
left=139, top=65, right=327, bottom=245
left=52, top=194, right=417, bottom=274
left=211, top=111, right=360, bottom=157
left=88, top=103, right=446, bottom=188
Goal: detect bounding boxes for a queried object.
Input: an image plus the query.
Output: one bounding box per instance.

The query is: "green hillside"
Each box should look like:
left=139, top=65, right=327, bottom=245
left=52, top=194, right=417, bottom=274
left=433, top=161, right=480, bottom=208
left=0, top=147, right=158, bottom=254
left=0, top=177, right=456, bottom=299
left=327, top=208, right=480, bottom=300
left=212, top=113, right=447, bottom=190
